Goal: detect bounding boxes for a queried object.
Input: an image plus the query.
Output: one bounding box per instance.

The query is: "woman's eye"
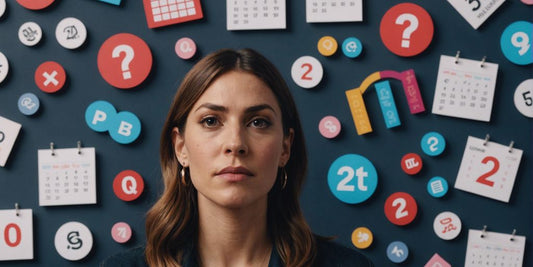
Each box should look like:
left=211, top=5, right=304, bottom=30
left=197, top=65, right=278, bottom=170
left=250, top=118, right=271, bottom=128
left=201, top=117, right=219, bottom=127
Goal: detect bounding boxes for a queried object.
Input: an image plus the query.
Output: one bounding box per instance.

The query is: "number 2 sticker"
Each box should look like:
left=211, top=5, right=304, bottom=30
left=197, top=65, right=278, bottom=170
left=291, top=56, right=323, bottom=89
left=384, top=192, right=417, bottom=226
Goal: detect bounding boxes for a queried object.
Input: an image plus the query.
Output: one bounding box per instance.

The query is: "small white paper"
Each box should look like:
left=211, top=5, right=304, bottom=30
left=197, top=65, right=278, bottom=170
left=0, top=116, right=22, bottom=167
left=454, top=136, right=522, bottom=203
left=38, top=147, right=97, bottom=206
left=0, top=209, right=33, bottom=261
left=227, top=0, right=286, bottom=30
left=465, top=229, right=525, bottom=266
left=432, top=55, right=498, bottom=122
left=306, top=0, right=363, bottom=23
left=447, top=0, right=506, bottom=29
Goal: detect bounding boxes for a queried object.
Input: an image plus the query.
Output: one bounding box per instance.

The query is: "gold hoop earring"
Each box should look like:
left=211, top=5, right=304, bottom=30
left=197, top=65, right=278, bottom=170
left=281, top=168, right=287, bottom=190
left=180, top=167, right=187, bottom=185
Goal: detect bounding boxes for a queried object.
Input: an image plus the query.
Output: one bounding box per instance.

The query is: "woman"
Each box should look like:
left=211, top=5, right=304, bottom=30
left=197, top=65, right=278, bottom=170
left=102, top=49, right=373, bottom=266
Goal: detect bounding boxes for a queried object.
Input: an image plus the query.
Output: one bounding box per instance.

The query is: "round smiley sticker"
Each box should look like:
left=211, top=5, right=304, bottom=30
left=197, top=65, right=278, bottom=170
left=380, top=3, right=434, bottom=57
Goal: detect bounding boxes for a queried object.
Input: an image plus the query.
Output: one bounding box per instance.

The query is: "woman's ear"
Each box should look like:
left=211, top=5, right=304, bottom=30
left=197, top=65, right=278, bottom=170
left=172, top=127, right=188, bottom=167
left=279, top=128, right=294, bottom=167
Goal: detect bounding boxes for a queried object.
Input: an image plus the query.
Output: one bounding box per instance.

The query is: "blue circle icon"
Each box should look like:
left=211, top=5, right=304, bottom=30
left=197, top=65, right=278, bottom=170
left=109, top=111, right=141, bottom=144
left=427, top=176, right=448, bottom=198
left=342, top=37, right=363, bottom=58
left=85, top=100, right=116, bottom=132
left=328, top=154, right=377, bottom=204
left=387, top=241, right=409, bottom=263
left=18, top=93, right=40, bottom=116
left=501, top=21, right=533, bottom=65
left=421, top=131, right=446, bottom=156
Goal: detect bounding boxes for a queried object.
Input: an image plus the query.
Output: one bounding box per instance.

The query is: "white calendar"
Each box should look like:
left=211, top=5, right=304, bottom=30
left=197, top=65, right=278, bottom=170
left=38, top=147, right=97, bottom=206
left=227, top=0, right=286, bottom=30
left=432, top=55, right=498, bottom=122
left=306, top=0, right=362, bottom=23
left=454, top=136, right=522, bottom=203
left=447, top=0, right=505, bottom=29
left=0, top=209, right=33, bottom=261
left=465, top=229, right=525, bottom=267
left=143, top=0, right=204, bottom=29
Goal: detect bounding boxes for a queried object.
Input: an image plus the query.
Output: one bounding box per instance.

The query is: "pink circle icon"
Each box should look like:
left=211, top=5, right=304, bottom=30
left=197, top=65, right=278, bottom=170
left=521, top=0, right=533, bottom=5
left=175, top=37, right=197, bottom=60
left=319, top=116, right=341, bottom=139
left=111, top=222, right=132, bottom=243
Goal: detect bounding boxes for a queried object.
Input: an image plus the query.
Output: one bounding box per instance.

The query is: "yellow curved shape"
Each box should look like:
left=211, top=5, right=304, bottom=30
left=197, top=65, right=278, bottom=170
left=358, top=72, right=382, bottom=94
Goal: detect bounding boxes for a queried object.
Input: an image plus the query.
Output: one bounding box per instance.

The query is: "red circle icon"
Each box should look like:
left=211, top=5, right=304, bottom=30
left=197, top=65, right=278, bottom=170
left=113, top=170, right=144, bottom=201
left=34, top=61, right=66, bottom=93
left=401, top=153, right=423, bottom=175
left=384, top=192, right=418, bottom=226
left=16, top=0, right=54, bottom=10
left=380, top=3, right=434, bottom=57
left=97, top=33, right=153, bottom=89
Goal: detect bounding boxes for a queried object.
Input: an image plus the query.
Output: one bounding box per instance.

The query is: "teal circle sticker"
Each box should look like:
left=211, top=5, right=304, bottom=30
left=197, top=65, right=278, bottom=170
left=328, top=154, right=377, bottom=204
left=85, top=100, right=116, bottom=132
left=342, top=37, right=363, bottom=58
left=421, top=131, right=446, bottom=156
left=109, top=111, right=141, bottom=144
left=500, top=21, right=533, bottom=65
left=427, top=176, right=448, bottom=198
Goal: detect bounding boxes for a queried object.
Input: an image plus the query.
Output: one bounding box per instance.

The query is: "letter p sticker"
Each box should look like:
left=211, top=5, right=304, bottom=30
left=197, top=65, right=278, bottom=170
left=85, top=101, right=116, bottom=132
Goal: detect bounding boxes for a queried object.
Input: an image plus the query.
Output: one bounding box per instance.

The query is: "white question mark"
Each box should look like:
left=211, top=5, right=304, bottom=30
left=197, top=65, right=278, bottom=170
left=427, top=136, right=439, bottom=152
left=112, top=44, right=135, bottom=80
left=395, top=13, right=419, bottom=48
left=511, top=31, right=531, bottom=56
left=121, top=176, right=138, bottom=195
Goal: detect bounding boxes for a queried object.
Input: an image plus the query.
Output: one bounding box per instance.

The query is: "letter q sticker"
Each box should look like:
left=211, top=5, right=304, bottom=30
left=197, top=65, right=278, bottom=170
left=97, top=33, right=152, bottom=89
left=113, top=170, right=144, bottom=201
left=380, top=3, right=434, bottom=57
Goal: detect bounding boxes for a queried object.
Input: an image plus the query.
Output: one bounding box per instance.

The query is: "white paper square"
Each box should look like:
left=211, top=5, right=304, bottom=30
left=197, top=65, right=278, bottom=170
left=432, top=55, right=498, bottom=122
left=0, top=209, right=33, bottom=261
left=38, top=147, right=97, bottom=206
left=465, top=229, right=525, bottom=266
left=227, top=0, right=286, bottom=30
left=447, top=0, right=506, bottom=29
left=306, top=0, right=363, bottom=23
left=0, top=116, right=22, bottom=167
left=454, top=136, right=522, bottom=203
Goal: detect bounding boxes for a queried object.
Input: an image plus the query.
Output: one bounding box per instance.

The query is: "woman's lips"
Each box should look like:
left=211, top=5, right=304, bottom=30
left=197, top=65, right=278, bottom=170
left=216, top=166, right=253, bottom=182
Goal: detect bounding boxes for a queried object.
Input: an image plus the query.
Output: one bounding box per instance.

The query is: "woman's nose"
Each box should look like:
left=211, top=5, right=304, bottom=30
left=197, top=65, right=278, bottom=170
left=223, top=124, right=248, bottom=156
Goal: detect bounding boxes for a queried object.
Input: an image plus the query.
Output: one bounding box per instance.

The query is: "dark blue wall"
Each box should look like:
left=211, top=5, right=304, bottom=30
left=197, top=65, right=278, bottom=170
left=0, top=1, right=531, bottom=266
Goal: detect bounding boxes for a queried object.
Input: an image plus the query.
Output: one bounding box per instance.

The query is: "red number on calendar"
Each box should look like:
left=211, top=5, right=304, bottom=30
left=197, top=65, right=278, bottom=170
left=4, top=223, right=22, bottom=247
left=476, top=156, right=499, bottom=187
left=301, top=63, right=313, bottom=80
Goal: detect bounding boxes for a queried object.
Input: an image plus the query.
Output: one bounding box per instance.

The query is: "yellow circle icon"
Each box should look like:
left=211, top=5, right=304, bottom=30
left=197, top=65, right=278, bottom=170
left=351, top=227, right=373, bottom=249
left=317, top=36, right=338, bottom=56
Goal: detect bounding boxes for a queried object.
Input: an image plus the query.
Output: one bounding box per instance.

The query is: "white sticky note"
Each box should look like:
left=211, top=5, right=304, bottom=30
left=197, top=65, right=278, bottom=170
left=0, top=116, right=22, bottom=167
left=227, top=0, right=286, bottom=30
left=306, top=0, right=363, bottom=23
left=447, top=0, right=506, bottom=29
left=0, top=209, right=34, bottom=261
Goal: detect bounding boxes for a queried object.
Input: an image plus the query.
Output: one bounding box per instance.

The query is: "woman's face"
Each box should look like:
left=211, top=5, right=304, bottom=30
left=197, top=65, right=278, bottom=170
left=173, top=71, right=292, bottom=209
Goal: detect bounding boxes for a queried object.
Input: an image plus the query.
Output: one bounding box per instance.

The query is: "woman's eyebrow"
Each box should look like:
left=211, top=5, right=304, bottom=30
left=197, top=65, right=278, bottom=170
left=245, top=104, right=277, bottom=115
left=194, top=103, right=277, bottom=115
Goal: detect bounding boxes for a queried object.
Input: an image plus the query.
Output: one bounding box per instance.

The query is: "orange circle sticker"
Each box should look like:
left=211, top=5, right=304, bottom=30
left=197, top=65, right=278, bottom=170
left=97, top=33, right=152, bottom=89
left=34, top=61, right=66, bottom=93
left=16, top=0, right=54, bottom=10
left=351, top=227, right=373, bottom=249
left=317, top=36, right=338, bottom=56
left=380, top=3, right=434, bottom=57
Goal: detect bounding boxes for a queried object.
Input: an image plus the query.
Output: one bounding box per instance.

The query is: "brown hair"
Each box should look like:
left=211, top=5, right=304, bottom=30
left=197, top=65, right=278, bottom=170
left=145, top=48, right=315, bottom=266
